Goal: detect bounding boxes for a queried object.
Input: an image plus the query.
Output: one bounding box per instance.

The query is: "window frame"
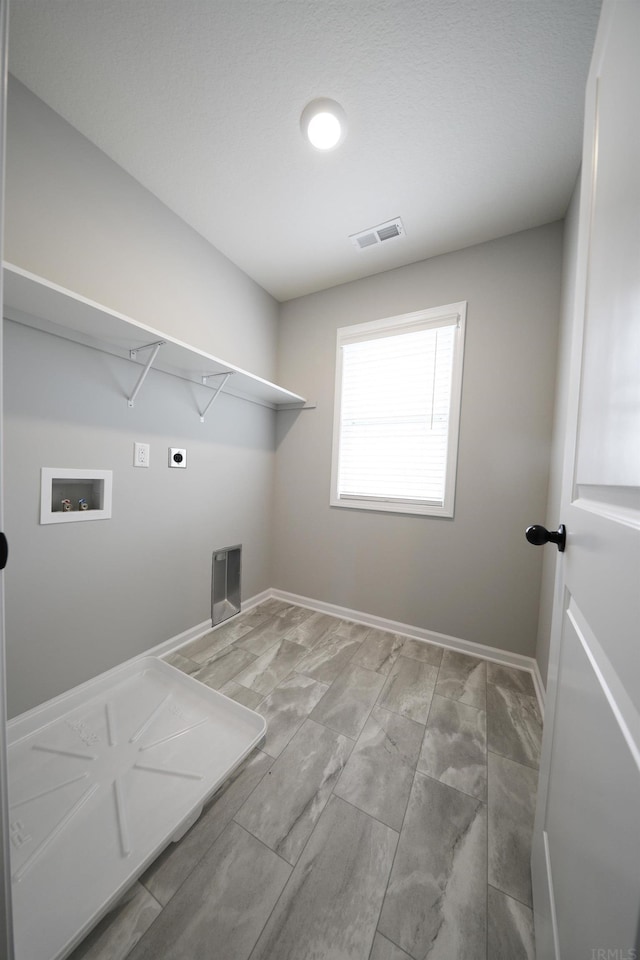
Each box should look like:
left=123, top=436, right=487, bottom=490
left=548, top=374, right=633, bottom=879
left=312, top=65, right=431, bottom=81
left=330, top=301, right=467, bottom=518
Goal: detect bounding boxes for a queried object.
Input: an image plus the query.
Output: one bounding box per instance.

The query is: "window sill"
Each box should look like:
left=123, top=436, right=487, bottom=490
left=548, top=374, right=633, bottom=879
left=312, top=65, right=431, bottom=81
left=329, top=495, right=454, bottom=518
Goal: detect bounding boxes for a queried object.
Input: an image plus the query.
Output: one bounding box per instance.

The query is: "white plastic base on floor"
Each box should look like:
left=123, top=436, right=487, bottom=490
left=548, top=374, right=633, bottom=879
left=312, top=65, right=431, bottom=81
left=7, top=656, right=266, bottom=960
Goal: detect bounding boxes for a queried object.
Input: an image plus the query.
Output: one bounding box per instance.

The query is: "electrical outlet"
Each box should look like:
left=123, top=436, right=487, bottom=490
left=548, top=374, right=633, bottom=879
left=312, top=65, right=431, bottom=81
left=168, top=447, right=187, bottom=468
left=134, top=442, right=150, bottom=468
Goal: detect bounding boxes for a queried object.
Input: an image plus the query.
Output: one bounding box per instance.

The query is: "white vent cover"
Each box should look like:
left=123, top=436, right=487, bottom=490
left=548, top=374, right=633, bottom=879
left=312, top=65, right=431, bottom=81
left=350, top=217, right=405, bottom=250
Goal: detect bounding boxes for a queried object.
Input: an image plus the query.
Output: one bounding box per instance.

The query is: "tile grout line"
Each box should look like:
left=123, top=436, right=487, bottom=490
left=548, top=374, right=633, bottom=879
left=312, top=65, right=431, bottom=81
left=371, top=779, right=418, bottom=957
left=324, top=790, right=401, bottom=842
left=137, top=748, right=275, bottom=915
left=240, top=788, right=374, bottom=960
left=331, top=634, right=442, bottom=959
left=371, top=668, right=442, bottom=960
left=228, top=819, right=297, bottom=960
left=368, top=690, right=431, bottom=957
left=291, top=630, right=367, bottom=688
left=102, top=602, right=357, bottom=959
left=230, top=722, right=356, bottom=864
left=487, top=746, right=540, bottom=772
left=237, top=603, right=534, bottom=959
left=99, top=884, right=165, bottom=960
left=82, top=599, right=540, bottom=960
left=414, top=766, right=488, bottom=805
left=270, top=590, right=540, bottom=677
left=233, top=621, right=368, bottom=697
left=487, top=881, right=536, bottom=913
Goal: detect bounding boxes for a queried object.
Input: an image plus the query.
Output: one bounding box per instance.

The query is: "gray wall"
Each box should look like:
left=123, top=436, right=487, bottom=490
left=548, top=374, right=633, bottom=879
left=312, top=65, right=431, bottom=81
left=535, top=178, right=581, bottom=686
left=3, top=80, right=281, bottom=716
left=3, top=76, right=566, bottom=714
left=273, top=223, right=563, bottom=658
left=6, top=77, right=279, bottom=379
left=4, top=321, right=276, bottom=717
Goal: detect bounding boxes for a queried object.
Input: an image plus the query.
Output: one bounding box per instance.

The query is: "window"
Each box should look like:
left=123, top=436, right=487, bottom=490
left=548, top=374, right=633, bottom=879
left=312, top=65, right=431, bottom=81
left=330, top=302, right=466, bottom=517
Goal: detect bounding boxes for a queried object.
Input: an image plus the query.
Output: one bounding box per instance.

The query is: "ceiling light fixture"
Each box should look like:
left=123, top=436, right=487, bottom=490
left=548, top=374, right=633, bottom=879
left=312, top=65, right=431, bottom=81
left=300, top=98, right=346, bottom=151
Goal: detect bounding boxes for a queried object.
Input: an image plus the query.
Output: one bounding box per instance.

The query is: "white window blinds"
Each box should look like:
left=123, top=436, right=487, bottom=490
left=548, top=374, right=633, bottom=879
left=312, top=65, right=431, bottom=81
left=331, top=304, right=466, bottom=518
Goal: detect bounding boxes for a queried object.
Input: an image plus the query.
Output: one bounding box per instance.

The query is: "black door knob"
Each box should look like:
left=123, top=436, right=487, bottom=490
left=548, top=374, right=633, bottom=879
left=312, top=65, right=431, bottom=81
left=525, top=524, right=566, bottom=552
left=0, top=533, right=7, bottom=570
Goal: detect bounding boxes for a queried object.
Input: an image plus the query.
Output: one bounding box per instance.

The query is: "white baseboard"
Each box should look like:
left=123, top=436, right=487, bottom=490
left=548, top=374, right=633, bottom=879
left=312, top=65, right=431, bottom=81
left=144, top=618, right=213, bottom=659
left=15, top=586, right=546, bottom=728
left=531, top=659, right=547, bottom=717
left=159, top=589, right=272, bottom=657
left=239, top=589, right=272, bottom=613
left=269, top=588, right=546, bottom=716
left=10, top=591, right=271, bottom=728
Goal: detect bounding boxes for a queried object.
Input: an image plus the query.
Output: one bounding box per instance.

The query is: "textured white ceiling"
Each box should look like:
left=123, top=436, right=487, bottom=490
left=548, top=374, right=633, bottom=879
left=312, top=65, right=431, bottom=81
left=8, top=0, right=601, bottom=301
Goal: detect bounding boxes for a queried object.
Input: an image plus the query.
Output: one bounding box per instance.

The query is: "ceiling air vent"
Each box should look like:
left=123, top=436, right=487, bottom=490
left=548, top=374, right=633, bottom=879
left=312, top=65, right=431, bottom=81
left=350, top=217, right=405, bottom=251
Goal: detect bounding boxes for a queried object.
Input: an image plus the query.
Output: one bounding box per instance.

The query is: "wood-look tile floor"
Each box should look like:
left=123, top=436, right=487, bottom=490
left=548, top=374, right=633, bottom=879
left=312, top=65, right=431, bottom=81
left=69, top=599, right=541, bottom=960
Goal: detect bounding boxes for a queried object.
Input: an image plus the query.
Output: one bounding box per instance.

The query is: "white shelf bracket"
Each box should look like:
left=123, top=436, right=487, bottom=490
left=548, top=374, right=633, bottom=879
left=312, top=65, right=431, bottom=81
left=127, top=340, right=165, bottom=408
left=199, top=372, right=233, bottom=422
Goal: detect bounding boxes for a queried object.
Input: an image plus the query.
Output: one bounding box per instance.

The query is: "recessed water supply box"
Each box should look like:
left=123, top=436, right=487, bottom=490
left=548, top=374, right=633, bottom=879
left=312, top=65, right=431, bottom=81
left=40, top=467, right=113, bottom=524
left=212, top=545, right=241, bottom=625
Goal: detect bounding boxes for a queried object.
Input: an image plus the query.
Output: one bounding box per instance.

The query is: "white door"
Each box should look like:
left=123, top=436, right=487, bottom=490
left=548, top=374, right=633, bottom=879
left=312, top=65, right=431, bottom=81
left=531, top=1, right=640, bottom=957
left=0, top=0, right=13, bottom=955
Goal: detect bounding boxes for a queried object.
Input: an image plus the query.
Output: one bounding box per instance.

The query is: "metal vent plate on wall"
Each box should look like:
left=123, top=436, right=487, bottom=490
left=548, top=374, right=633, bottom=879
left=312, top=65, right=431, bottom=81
left=350, top=217, right=405, bottom=250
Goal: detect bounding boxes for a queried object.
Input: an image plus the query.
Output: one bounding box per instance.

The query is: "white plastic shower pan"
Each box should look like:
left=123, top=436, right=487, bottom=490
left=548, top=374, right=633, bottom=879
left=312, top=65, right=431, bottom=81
left=7, top=656, right=266, bottom=960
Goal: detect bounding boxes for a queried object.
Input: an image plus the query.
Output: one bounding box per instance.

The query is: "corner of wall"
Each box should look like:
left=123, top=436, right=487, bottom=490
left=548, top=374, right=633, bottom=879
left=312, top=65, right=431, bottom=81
left=534, top=174, right=582, bottom=688
left=5, top=75, right=279, bottom=381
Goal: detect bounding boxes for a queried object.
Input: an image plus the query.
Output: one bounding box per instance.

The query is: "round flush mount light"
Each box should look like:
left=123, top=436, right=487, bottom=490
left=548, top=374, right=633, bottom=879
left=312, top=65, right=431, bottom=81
left=300, top=98, right=347, bottom=151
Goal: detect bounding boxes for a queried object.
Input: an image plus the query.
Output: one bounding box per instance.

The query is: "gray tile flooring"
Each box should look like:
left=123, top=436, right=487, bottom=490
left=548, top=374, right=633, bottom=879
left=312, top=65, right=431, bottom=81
left=69, top=599, right=541, bottom=960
